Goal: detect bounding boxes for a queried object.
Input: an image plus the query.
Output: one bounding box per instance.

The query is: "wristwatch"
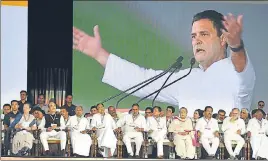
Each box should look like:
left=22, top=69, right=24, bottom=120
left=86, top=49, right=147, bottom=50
left=230, top=40, right=244, bottom=52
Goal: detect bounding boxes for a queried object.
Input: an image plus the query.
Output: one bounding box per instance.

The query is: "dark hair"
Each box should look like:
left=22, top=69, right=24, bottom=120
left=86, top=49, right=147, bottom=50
left=192, top=10, right=226, bottom=37
left=218, top=109, right=226, bottom=115
left=195, top=109, right=203, bottom=118
left=38, top=93, right=45, bottom=98
left=192, top=10, right=228, bottom=56
left=132, top=103, right=139, bottom=108
left=251, top=109, right=258, bottom=116
left=212, top=113, right=218, bottom=119
left=204, top=106, right=213, bottom=112
left=60, top=106, right=68, bottom=112
left=258, top=101, right=265, bottom=104
left=3, top=104, right=11, bottom=108
left=108, top=106, right=115, bottom=110
left=167, top=106, right=175, bottom=113
left=65, top=94, right=73, bottom=98
left=128, top=109, right=132, bottom=114
left=20, top=90, right=27, bottom=95
left=153, top=106, right=162, bottom=112
left=180, top=107, right=188, bottom=113
left=11, top=100, right=19, bottom=104
left=145, top=107, right=153, bottom=113
left=90, top=106, right=97, bottom=110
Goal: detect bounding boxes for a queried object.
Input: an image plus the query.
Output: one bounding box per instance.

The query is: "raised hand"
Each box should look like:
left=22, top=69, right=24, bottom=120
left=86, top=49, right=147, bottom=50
left=73, top=25, right=102, bottom=58
left=221, top=13, right=243, bottom=48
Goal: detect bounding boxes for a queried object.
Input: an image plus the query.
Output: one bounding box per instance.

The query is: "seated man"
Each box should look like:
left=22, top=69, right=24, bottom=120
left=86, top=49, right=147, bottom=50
left=12, top=103, right=36, bottom=154
left=169, top=107, right=195, bottom=159
left=39, top=102, right=66, bottom=156
left=195, top=106, right=219, bottom=158
left=247, top=109, right=268, bottom=160
left=3, top=100, right=22, bottom=154
left=146, top=106, right=167, bottom=159
left=116, top=103, right=147, bottom=158
left=66, top=106, right=91, bottom=157
left=222, top=108, right=246, bottom=159
left=91, top=103, right=117, bottom=158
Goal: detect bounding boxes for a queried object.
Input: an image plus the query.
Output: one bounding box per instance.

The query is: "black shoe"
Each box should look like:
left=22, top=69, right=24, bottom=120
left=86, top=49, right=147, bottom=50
left=135, top=155, right=140, bottom=158
left=44, top=150, right=50, bottom=156
left=61, top=150, right=66, bottom=157
left=128, top=154, right=133, bottom=158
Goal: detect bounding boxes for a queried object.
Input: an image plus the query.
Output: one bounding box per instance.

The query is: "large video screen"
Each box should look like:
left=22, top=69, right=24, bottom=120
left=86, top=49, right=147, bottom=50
left=73, top=1, right=268, bottom=115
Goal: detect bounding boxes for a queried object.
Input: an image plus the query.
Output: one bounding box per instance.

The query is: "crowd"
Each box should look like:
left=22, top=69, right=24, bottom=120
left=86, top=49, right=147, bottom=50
left=1, top=90, right=268, bottom=160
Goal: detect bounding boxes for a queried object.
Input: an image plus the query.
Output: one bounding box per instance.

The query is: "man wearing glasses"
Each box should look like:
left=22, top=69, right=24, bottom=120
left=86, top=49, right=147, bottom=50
left=144, top=107, right=153, bottom=120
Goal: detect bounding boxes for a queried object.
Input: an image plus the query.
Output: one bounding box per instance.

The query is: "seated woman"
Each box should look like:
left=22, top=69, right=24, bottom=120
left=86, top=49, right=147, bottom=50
left=12, top=103, right=36, bottom=154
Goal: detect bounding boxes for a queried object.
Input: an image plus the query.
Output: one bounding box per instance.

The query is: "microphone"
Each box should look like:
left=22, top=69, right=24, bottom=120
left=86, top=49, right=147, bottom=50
left=152, top=62, right=182, bottom=107
left=114, top=56, right=184, bottom=108
left=99, top=56, right=184, bottom=104
left=137, top=58, right=196, bottom=104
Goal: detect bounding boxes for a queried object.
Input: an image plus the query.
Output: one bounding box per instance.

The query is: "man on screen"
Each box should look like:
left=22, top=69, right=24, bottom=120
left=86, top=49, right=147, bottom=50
left=73, top=10, right=255, bottom=115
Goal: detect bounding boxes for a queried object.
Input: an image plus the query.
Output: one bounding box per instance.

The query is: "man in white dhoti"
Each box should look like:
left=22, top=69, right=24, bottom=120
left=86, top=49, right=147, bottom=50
left=73, top=10, right=255, bottom=117
left=39, top=102, right=67, bottom=156
left=65, top=106, right=91, bottom=157
left=168, top=107, right=195, bottom=159
left=116, top=104, right=147, bottom=158
left=91, top=103, right=117, bottom=158
left=195, top=106, right=219, bottom=158
left=13, top=103, right=36, bottom=154
left=222, top=108, right=246, bottom=159
left=146, top=106, right=167, bottom=158
left=247, top=109, right=268, bottom=159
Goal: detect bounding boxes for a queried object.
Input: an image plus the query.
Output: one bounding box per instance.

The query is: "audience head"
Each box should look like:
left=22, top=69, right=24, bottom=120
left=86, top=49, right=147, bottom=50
left=11, top=100, right=19, bottom=112
left=108, top=106, right=116, bottom=116
left=258, top=101, right=265, bottom=109
left=240, top=108, right=249, bottom=120
left=60, top=106, right=69, bottom=118
left=75, top=106, right=83, bottom=117
left=166, top=106, right=175, bottom=117
left=153, top=106, right=162, bottom=117
left=23, top=103, right=32, bottom=114
left=231, top=108, right=240, bottom=120
left=90, top=105, right=98, bottom=115
left=204, top=106, right=213, bottom=119
left=3, top=104, right=11, bottom=115
left=65, top=94, right=73, bottom=104
left=217, top=109, right=226, bottom=121
left=131, top=103, right=139, bottom=116
left=179, top=107, right=188, bottom=119
left=48, top=102, right=57, bottom=114
left=37, top=94, right=45, bottom=104
left=145, top=107, right=153, bottom=118
left=20, top=90, right=27, bottom=101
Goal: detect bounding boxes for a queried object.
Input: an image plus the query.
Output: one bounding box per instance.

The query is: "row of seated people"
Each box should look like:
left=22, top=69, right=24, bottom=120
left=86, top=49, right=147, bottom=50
left=2, top=101, right=268, bottom=160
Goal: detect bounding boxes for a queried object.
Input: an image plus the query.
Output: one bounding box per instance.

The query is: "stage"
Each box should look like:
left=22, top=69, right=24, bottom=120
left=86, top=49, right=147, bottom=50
left=0, top=157, right=174, bottom=160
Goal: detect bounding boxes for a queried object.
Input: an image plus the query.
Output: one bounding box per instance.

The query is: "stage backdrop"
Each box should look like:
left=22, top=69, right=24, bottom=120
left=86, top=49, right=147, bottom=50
left=73, top=1, right=268, bottom=113
left=1, top=1, right=28, bottom=108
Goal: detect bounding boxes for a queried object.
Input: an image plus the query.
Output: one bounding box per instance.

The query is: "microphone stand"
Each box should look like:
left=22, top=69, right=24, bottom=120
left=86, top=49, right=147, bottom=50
left=152, top=63, right=182, bottom=107
left=137, top=58, right=195, bottom=104
left=99, top=56, right=183, bottom=104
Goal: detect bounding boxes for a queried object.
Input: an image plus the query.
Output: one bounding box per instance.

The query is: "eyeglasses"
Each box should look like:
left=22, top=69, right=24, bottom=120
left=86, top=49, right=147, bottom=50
left=145, top=112, right=151, bottom=114
left=258, top=104, right=264, bottom=107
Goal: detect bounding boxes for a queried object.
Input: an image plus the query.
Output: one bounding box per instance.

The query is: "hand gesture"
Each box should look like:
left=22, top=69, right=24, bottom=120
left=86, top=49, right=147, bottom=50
left=73, top=25, right=102, bottom=58
left=221, top=13, right=243, bottom=48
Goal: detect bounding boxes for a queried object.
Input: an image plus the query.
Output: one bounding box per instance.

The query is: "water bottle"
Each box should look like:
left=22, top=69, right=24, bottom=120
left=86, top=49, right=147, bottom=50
left=144, top=153, right=148, bottom=159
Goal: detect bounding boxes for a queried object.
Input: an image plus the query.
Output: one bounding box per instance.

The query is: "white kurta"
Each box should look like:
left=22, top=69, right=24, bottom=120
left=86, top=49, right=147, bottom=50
left=12, top=114, right=35, bottom=154
left=102, top=53, right=255, bottom=116
left=222, top=117, right=246, bottom=157
left=195, top=117, right=219, bottom=156
left=147, top=116, right=167, bottom=156
left=247, top=118, right=268, bottom=159
left=66, top=115, right=91, bottom=156
left=91, top=113, right=117, bottom=157
left=116, top=114, right=147, bottom=156
left=168, top=117, right=195, bottom=159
